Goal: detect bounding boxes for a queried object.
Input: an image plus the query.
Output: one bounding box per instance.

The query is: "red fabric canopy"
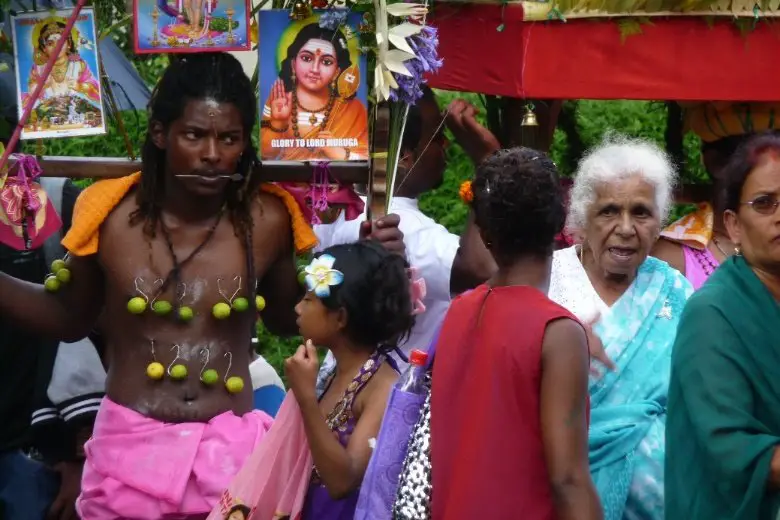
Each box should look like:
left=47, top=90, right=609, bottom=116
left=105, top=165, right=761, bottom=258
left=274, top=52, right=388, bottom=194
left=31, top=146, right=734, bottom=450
left=427, top=3, right=780, bottom=101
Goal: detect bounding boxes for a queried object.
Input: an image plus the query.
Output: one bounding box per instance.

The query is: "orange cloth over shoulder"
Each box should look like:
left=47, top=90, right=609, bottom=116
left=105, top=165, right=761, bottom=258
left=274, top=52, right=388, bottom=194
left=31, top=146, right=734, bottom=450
left=61, top=172, right=318, bottom=256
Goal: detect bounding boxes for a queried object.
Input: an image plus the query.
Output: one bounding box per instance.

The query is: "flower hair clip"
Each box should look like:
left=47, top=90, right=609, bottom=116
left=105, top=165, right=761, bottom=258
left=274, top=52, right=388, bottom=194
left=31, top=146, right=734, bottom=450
left=304, top=254, right=344, bottom=298
left=408, top=267, right=427, bottom=316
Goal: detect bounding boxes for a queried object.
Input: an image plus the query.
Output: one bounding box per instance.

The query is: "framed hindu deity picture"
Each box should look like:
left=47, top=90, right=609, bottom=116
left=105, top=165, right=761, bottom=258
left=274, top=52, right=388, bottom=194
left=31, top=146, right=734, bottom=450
left=133, top=0, right=251, bottom=54
left=11, top=8, right=106, bottom=140
left=258, top=9, right=369, bottom=163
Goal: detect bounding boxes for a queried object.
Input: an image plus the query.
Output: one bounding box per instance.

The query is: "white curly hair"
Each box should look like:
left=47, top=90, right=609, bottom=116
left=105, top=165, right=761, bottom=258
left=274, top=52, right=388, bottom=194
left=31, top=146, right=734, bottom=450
left=567, top=134, right=678, bottom=231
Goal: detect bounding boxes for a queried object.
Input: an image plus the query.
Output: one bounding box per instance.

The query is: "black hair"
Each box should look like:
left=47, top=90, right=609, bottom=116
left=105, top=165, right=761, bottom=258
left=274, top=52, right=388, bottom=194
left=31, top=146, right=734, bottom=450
left=314, top=240, right=415, bottom=349
left=131, top=52, right=259, bottom=241
left=401, top=86, right=436, bottom=152
left=279, top=23, right=352, bottom=92
left=36, top=20, right=76, bottom=59
left=720, top=130, right=780, bottom=212
left=472, top=147, right=565, bottom=262
left=225, top=504, right=251, bottom=518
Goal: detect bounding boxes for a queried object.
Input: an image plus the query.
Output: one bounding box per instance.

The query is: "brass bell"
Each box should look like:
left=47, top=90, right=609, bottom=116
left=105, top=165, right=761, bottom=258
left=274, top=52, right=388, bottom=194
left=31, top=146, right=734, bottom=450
left=521, top=105, right=538, bottom=127
left=290, top=1, right=312, bottom=20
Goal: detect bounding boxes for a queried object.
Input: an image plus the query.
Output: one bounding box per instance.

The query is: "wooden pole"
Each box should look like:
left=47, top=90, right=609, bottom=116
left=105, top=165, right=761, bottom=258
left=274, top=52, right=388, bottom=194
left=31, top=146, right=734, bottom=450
left=0, top=0, right=89, bottom=173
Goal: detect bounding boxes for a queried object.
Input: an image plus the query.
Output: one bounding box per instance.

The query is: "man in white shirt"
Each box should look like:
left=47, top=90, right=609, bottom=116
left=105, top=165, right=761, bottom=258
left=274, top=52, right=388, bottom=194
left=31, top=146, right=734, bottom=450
left=315, top=88, right=500, bottom=364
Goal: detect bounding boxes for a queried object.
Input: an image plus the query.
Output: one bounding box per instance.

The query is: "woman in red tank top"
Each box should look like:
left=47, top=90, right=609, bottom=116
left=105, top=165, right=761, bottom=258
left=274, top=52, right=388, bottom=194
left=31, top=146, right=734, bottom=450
left=431, top=148, right=603, bottom=520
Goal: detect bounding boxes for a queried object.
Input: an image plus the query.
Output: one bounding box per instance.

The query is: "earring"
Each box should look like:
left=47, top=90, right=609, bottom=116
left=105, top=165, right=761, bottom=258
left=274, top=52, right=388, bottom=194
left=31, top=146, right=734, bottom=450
left=168, top=345, right=188, bottom=380
left=291, top=70, right=296, bottom=85
left=223, top=352, right=245, bottom=394
left=735, top=245, right=742, bottom=255
left=199, top=348, right=218, bottom=385
left=146, top=339, right=165, bottom=380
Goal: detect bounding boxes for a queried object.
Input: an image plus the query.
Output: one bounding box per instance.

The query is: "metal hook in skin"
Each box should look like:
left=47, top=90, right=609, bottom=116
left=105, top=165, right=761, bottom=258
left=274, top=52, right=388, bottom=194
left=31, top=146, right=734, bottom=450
left=230, top=275, right=242, bottom=302
left=134, top=277, right=149, bottom=302
left=223, top=352, right=233, bottom=383
left=177, top=282, right=187, bottom=302
left=199, top=348, right=210, bottom=378
left=217, top=277, right=229, bottom=302
left=150, top=339, right=157, bottom=361
left=168, top=345, right=182, bottom=376
left=151, top=279, right=164, bottom=305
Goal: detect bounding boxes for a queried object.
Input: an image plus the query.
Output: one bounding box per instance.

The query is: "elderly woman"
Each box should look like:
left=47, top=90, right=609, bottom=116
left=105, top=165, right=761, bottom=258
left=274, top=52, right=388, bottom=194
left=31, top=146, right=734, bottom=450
left=547, top=136, right=694, bottom=520
left=665, top=131, right=780, bottom=519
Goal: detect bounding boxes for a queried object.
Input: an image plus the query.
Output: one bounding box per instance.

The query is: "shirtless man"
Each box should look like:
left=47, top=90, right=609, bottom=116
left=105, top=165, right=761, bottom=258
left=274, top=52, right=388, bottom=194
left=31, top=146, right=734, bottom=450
left=0, top=53, right=402, bottom=519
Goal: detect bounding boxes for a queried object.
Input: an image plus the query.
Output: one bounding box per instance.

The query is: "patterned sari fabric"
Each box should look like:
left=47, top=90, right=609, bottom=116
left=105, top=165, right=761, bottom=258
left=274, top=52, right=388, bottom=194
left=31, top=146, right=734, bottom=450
left=582, top=258, right=692, bottom=520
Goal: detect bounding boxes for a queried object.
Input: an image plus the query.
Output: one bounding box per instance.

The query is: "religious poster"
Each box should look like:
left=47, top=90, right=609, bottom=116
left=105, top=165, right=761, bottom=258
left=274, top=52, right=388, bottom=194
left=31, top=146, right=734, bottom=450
left=258, top=10, right=369, bottom=162
left=133, top=0, right=251, bottom=54
left=11, top=8, right=106, bottom=140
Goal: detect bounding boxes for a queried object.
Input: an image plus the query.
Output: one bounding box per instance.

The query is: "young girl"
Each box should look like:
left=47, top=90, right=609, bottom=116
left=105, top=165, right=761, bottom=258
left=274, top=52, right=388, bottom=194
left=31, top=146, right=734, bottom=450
left=285, top=240, right=415, bottom=519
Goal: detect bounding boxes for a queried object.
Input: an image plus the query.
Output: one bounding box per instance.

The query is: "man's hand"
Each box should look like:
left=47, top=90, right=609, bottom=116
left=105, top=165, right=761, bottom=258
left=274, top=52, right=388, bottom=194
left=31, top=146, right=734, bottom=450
left=359, top=213, right=405, bottom=256
left=47, top=461, right=82, bottom=520
left=285, top=340, right=320, bottom=404
left=445, top=99, right=501, bottom=165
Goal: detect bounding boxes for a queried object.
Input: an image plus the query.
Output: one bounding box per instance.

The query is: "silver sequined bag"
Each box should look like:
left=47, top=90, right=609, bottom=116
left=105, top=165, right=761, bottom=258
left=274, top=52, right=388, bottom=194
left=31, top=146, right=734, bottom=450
left=391, top=386, right=432, bottom=520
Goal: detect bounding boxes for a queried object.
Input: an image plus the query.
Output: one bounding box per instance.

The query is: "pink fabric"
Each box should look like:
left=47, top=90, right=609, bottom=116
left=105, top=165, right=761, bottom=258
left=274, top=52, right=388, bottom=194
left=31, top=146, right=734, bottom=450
left=208, top=393, right=313, bottom=520
left=682, top=244, right=719, bottom=290
left=77, top=397, right=273, bottom=520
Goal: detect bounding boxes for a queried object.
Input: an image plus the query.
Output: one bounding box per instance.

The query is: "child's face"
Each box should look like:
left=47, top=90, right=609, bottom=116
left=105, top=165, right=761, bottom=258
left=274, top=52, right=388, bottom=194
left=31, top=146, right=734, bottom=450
left=295, top=291, right=343, bottom=345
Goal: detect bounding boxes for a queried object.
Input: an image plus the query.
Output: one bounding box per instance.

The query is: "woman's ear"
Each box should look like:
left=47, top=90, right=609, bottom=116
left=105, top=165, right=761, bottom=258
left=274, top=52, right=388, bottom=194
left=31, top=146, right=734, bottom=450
left=724, top=209, right=742, bottom=246
left=335, top=307, right=349, bottom=332
left=150, top=120, right=166, bottom=150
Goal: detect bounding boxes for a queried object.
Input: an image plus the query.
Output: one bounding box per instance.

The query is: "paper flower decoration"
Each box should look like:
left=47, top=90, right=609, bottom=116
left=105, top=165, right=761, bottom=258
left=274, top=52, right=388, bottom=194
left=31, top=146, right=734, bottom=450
left=304, top=254, right=344, bottom=298
left=373, top=0, right=429, bottom=102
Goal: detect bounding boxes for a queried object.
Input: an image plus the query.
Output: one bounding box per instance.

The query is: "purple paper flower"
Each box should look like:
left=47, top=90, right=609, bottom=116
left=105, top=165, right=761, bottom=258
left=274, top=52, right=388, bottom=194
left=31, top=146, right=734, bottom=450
left=389, top=25, right=443, bottom=105
left=319, top=10, right=349, bottom=31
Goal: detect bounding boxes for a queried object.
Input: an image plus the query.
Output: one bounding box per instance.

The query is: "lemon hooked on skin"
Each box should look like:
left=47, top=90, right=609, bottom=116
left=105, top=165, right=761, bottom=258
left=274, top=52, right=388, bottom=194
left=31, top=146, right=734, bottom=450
left=201, top=369, right=219, bottom=385
left=225, top=376, right=245, bottom=394
left=169, top=364, right=188, bottom=380
left=255, top=295, right=266, bottom=312
left=50, top=259, right=66, bottom=273
left=146, top=362, right=165, bottom=380
left=178, top=306, right=194, bottom=322
left=212, top=302, right=231, bottom=320
left=127, top=297, right=147, bottom=314
left=44, top=275, right=61, bottom=293
left=297, top=270, right=307, bottom=286
left=55, top=268, right=71, bottom=283
left=231, top=297, right=249, bottom=312
left=152, top=300, right=173, bottom=316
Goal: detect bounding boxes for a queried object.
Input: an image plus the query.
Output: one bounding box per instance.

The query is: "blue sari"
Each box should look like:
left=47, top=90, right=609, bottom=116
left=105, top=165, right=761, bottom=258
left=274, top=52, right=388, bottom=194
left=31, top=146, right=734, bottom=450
left=588, top=257, right=693, bottom=520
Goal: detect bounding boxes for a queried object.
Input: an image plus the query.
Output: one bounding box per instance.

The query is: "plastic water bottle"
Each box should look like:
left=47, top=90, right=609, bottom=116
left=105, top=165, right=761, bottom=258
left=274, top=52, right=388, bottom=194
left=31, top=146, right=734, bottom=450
left=397, top=349, right=429, bottom=394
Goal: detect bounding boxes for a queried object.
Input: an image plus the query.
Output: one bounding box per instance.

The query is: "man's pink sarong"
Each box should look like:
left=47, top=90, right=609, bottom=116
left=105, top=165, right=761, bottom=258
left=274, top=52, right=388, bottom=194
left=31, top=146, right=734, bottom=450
left=77, top=397, right=273, bottom=520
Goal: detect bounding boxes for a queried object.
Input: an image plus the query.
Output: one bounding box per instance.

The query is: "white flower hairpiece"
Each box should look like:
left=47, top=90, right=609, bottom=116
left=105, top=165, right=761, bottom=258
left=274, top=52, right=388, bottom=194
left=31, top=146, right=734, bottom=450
left=304, top=254, right=344, bottom=298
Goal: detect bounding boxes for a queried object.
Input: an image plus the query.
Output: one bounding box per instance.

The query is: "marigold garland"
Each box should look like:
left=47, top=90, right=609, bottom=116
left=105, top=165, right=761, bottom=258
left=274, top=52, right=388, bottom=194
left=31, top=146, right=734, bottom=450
left=459, top=180, right=473, bottom=204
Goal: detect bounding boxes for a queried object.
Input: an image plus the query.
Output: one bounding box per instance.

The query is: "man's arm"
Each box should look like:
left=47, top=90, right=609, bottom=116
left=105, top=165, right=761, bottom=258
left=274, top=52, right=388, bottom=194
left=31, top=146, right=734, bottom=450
left=540, top=318, right=603, bottom=520
left=450, top=211, right=496, bottom=294
left=0, top=252, right=104, bottom=341
left=255, top=193, right=303, bottom=337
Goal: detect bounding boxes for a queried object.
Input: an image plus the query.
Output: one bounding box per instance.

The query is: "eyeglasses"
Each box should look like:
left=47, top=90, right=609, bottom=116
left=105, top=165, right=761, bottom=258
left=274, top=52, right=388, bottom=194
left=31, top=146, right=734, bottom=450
left=742, top=195, right=780, bottom=215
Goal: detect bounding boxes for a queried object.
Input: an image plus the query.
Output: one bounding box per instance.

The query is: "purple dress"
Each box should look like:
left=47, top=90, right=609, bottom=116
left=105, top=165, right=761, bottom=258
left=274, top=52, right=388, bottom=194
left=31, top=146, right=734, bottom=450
left=682, top=244, right=720, bottom=290
left=302, top=350, right=387, bottom=520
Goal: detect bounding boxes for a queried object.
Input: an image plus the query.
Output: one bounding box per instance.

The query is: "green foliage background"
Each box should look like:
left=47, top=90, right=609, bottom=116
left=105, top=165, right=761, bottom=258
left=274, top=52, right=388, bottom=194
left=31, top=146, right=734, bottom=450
left=19, top=56, right=710, bottom=379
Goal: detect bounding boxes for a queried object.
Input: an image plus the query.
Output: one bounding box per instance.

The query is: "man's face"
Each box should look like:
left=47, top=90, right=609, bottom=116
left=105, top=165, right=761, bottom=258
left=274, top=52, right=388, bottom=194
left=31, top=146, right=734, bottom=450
left=154, top=98, right=247, bottom=198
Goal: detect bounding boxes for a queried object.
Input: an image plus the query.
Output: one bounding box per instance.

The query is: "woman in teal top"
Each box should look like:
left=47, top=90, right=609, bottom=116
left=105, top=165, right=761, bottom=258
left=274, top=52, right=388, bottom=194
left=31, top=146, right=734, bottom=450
left=666, top=131, right=780, bottom=519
